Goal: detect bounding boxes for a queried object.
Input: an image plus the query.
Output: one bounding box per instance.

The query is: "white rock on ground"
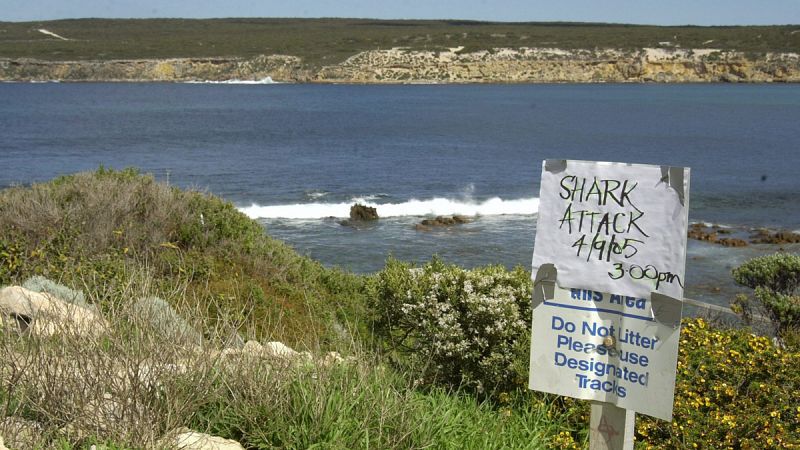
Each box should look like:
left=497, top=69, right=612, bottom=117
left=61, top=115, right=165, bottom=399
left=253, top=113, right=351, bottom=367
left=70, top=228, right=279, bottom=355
left=165, top=429, right=245, bottom=450
left=0, top=435, right=8, bottom=450
left=245, top=340, right=311, bottom=361
left=263, top=341, right=312, bottom=362
left=320, top=351, right=345, bottom=367
left=214, top=340, right=314, bottom=369
left=0, top=286, right=106, bottom=338
left=263, top=341, right=299, bottom=358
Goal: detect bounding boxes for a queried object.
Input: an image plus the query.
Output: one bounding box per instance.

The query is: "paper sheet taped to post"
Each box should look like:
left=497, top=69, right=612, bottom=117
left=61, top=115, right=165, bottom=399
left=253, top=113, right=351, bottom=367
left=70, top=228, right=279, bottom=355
left=532, top=160, right=690, bottom=299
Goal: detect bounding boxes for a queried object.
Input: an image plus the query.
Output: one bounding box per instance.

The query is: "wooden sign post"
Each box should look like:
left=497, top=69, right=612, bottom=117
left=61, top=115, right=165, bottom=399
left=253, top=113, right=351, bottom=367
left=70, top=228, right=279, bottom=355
left=529, top=160, right=690, bottom=448
left=590, top=403, right=635, bottom=450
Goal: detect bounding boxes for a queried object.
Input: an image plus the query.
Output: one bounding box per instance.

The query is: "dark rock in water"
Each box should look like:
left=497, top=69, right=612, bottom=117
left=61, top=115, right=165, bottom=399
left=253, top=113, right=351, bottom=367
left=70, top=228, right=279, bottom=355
left=688, top=223, right=719, bottom=242
left=340, top=204, right=379, bottom=227
left=687, top=223, right=748, bottom=247
left=415, top=215, right=472, bottom=231
left=751, top=229, right=800, bottom=244
left=349, top=203, right=378, bottom=221
left=717, top=238, right=748, bottom=247
left=689, top=224, right=800, bottom=247
left=421, top=215, right=471, bottom=226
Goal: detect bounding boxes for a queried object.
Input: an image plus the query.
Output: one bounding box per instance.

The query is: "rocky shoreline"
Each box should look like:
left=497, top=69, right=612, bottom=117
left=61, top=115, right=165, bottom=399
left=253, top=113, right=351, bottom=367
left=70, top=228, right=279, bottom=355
left=688, top=223, right=800, bottom=248
left=2, top=47, right=800, bottom=83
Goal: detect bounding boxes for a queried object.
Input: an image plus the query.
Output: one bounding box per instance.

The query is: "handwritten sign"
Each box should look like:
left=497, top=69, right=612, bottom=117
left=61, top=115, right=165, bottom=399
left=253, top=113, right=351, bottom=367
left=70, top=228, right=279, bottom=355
left=529, top=160, right=690, bottom=421
left=531, top=160, right=690, bottom=299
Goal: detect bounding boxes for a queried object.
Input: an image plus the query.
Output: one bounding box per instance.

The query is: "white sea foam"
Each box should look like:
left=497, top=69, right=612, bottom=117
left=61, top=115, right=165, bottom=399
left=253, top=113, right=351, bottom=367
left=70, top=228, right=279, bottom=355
left=305, top=191, right=329, bottom=200
left=239, top=197, right=540, bottom=219
left=690, top=221, right=734, bottom=229
left=355, top=193, right=390, bottom=202
left=184, top=77, right=279, bottom=84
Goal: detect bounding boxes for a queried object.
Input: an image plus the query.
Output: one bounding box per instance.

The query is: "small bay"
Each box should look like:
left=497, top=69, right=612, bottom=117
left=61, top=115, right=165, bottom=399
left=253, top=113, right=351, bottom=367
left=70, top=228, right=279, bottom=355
left=1, top=82, right=798, bottom=306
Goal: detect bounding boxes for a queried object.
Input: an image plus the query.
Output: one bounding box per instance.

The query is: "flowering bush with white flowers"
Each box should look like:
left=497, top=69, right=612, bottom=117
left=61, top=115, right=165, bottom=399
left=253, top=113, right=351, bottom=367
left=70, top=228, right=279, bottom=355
left=367, top=257, right=532, bottom=394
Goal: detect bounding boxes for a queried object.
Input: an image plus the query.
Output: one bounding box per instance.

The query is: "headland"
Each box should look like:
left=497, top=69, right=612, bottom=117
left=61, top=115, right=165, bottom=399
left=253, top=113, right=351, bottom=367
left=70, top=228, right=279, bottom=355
left=1, top=19, right=798, bottom=83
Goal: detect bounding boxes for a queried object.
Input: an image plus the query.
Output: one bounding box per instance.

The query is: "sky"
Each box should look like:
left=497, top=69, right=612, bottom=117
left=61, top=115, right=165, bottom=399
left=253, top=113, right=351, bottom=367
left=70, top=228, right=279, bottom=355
left=2, top=0, right=800, bottom=25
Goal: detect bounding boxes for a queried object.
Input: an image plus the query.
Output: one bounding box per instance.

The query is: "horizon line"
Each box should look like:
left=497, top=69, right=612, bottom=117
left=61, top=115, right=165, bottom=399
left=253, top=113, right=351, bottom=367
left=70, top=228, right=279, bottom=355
left=2, top=17, right=799, bottom=27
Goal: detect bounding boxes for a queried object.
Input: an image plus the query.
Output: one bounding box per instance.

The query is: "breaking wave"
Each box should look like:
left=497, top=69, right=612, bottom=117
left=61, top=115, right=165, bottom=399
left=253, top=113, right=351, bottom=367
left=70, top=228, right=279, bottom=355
left=184, top=77, right=279, bottom=84
left=239, top=197, right=539, bottom=219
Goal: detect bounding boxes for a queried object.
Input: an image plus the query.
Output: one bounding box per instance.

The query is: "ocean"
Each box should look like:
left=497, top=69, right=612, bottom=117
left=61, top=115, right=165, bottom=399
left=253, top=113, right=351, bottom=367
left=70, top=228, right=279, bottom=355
left=1, top=82, right=799, bottom=307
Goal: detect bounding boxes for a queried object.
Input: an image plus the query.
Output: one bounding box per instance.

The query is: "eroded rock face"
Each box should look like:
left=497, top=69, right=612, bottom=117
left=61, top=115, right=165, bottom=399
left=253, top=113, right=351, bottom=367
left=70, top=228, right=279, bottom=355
left=2, top=48, right=798, bottom=83
left=0, top=55, right=306, bottom=82
left=314, top=47, right=800, bottom=84
left=0, top=286, right=107, bottom=338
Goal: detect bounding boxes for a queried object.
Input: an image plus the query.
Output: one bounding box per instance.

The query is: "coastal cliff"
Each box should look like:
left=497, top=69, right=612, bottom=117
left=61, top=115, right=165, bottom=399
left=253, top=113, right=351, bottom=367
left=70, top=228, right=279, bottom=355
left=2, top=47, right=799, bottom=83
left=0, top=54, right=309, bottom=82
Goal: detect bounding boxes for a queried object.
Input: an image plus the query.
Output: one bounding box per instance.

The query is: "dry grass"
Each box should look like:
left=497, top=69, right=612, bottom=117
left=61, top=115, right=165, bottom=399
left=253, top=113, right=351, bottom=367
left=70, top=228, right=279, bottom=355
left=0, top=267, right=569, bottom=449
left=1, top=266, right=217, bottom=448
left=0, top=168, right=191, bottom=257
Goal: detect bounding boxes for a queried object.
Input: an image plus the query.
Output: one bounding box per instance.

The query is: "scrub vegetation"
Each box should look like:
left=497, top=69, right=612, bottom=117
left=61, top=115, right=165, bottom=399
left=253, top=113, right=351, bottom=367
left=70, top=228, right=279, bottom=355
left=0, top=169, right=797, bottom=448
left=0, top=19, right=798, bottom=66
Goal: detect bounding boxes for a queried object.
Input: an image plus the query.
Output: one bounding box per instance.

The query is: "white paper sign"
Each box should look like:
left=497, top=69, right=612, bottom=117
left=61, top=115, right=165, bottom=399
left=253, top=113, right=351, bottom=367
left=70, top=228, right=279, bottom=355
left=531, top=160, right=690, bottom=299
left=529, top=285, right=682, bottom=420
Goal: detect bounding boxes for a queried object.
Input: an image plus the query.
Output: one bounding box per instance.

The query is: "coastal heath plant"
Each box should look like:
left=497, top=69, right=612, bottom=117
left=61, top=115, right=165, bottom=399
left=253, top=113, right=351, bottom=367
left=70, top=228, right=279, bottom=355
left=22, top=275, right=95, bottom=311
left=130, top=296, right=204, bottom=347
left=367, top=257, right=532, bottom=395
left=732, top=252, right=800, bottom=340
left=636, top=318, right=799, bottom=449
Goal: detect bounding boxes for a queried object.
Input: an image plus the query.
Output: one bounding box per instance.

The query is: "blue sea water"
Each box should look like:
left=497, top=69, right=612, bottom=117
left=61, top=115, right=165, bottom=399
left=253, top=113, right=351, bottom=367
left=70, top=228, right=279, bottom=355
left=1, top=82, right=799, bottom=307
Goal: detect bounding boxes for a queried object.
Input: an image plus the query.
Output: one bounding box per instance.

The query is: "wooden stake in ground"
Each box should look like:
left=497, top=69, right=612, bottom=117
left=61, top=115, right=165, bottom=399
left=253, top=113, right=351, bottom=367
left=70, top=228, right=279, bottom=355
left=589, top=402, right=634, bottom=450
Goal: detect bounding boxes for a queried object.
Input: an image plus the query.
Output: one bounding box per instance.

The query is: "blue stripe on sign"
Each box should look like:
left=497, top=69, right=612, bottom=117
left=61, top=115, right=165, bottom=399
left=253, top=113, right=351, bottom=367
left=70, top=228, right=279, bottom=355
left=542, top=301, right=654, bottom=322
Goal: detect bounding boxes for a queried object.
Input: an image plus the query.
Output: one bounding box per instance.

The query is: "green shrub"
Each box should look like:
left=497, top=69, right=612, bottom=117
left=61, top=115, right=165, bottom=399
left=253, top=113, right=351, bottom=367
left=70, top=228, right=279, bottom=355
left=367, top=257, right=532, bottom=395
left=177, top=192, right=265, bottom=253
left=21, top=275, right=94, bottom=311
left=131, top=296, right=203, bottom=346
left=733, top=252, right=800, bottom=295
left=732, top=252, right=800, bottom=335
left=0, top=237, right=26, bottom=285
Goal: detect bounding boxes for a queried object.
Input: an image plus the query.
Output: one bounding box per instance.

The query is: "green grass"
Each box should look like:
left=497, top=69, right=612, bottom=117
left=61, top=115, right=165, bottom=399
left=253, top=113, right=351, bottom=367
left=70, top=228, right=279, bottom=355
left=0, top=18, right=798, bottom=67
left=187, top=358, right=580, bottom=449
